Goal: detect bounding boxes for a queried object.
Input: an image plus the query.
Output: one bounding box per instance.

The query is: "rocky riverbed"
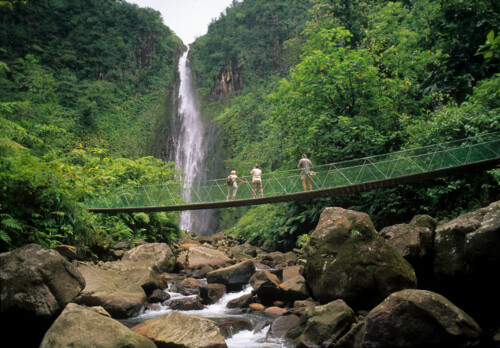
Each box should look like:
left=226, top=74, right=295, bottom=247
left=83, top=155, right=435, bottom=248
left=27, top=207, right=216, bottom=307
left=1, top=201, right=500, bottom=347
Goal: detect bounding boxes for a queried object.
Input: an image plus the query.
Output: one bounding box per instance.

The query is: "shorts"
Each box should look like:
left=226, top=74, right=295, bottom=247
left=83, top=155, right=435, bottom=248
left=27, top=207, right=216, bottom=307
left=300, top=169, right=311, bottom=180
left=228, top=185, right=238, bottom=197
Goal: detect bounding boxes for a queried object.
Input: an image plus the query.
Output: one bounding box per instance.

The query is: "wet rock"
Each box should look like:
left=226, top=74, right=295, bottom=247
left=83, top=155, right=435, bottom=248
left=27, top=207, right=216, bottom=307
left=148, top=289, right=169, bottom=303
left=270, top=314, right=300, bottom=339
left=278, top=274, right=310, bottom=302
left=305, top=207, right=416, bottom=309
left=199, top=283, right=227, bottom=305
left=131, top=311, right=227, bottom=347
left=265, top=306, right=287, bottom=317
left=213, top=317, right=253, bottom=338
left=207, top=259, right=256, bottom=291
left=288, top=299, right=356, bottom=347
left=40, top=303, right=155, bottom=348
left=168, top=296, right=205, bottom=310
left=226, top=293, right=256, bottom=309
left=249, top=269, right=282, bottom=306
left=249, top=303, right=265, bottom=311
left=336, top=289, right=483, bottom=347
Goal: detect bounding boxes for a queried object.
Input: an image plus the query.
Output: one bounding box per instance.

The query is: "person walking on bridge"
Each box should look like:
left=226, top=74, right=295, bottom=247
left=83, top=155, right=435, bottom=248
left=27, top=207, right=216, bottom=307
left=250, top=164, right=264, bottom=198
left=225, top=170, right=247, bottom=200
left=298, top=154, right=313, bottom=191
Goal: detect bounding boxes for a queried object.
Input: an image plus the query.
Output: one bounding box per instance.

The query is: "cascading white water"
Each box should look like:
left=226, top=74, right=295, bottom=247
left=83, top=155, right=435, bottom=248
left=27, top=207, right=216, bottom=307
left=131, top=284, right=292, bottom=347
left=174, top=48, right=206, bottom=232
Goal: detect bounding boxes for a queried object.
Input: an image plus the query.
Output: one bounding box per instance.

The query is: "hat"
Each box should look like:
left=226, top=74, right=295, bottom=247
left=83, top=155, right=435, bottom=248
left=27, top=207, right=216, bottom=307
left=231, top=170, right=236, bottom=174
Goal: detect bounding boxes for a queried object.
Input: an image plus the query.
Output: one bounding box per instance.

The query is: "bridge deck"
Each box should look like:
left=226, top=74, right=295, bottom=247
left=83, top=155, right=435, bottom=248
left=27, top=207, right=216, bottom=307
left=86, top=133, right=500, bottom=213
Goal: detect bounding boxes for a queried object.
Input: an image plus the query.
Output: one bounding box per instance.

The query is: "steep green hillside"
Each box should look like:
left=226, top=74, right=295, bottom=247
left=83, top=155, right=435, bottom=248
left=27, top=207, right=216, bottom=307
left=190, top=0, right=500, bottom=249
left=1, top=0, right=184, bottom=157
left=0, top=0, right=184, bottom=253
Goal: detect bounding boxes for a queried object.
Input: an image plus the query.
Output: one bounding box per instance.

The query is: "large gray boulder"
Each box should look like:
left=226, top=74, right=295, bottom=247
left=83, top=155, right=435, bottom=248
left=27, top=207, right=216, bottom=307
left=249, top=269, right=282, bottom=306
left=206, top=259, right=256, bottom=291
left=40, top=303, right=156, bottom=348
left=121, top=242, right=176, bottom=272
left=434, top=200, right=500, bottom=280
left=380, top=214, right=436, bottom=287
left=74, top=263, right=147, bottom=319
left=380, top=214, right=436, bottom=262
left=178, top=245, right=232, bottom=268
left=336, top=289, right=483, bottom=347
left=132, top=311, right=227, bottom=347
left=287, top=299, right=356, bottom=347
left=305, top=207, right=417, bottom=309
left=432, top=200, right=500, bottom=324
left=0, top=244, right=85, bottom=347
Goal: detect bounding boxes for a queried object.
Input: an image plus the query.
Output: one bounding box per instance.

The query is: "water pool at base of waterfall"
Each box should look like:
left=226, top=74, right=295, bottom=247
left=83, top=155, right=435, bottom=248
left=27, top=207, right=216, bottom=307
left=128, top=284, right=294, bottom=347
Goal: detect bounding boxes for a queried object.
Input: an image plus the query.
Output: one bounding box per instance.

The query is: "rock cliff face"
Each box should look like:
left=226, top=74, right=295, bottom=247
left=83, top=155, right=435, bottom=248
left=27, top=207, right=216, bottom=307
left=210, top=65, right=243, bottom=100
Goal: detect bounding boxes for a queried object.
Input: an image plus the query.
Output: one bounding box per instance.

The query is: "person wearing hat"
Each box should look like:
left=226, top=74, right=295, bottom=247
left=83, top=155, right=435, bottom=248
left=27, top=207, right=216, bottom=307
left=225, top=170, right=247, bottom=200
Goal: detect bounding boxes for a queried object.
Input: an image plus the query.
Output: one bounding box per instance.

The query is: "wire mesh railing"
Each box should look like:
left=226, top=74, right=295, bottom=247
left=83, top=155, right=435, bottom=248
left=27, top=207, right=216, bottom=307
left=85, top=132, right=500, bottom=210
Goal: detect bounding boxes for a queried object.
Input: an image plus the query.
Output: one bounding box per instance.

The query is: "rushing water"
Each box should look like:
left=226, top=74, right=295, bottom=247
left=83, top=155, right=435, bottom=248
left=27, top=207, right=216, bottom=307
left=130, top=284, right=293, bottom=347
left=173, top=48, right=216, bottom=234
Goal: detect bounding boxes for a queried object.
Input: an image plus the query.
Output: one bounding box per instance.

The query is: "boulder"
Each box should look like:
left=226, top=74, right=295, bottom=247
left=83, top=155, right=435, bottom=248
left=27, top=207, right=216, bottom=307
left=226, top=293, right=256, bottom=309
left=258, top=250, right=297, bottom=267
left=182, top=245, right=232, bottom=268
left=132, top=312, right=227, bottom=347
left=199, top=283, right=227, bottom=305
left=336, top=289, right=483, bottom=347
left=380, top=214, right=436, bottom=287
left=227, top=240, right=258, bottom=260
left=288, top=299, right=356, bottom=347
left=434, top=201, right=500, bottom=279
left=168, top=296, right=205, bottom=310
left=148, top=289, right=170, bottom=303
left=249, top=269, right=282, bottom=306
left=121, top=242, right=176, bottom=272
left=265, top=306, right=287, bottom=317
left=102, top=259, right=165, bottom=296
left=171, top=277, right=202, bottom=295
left=278, top=274, right=310, bottom=302
left=0, top=244, right=85, bottom=347
left=432, top=201, right=500, bottom=324
left=40, top=303, right=156, bottom=348
left=206, top=259, right=256, bottom=290
left=270, top=314, right=300, bottom=339
left=212, top=317, right=253, bottom=338
left=52, top=244, right=78, bottom=260
left=305, top=207, right=417, bottom=309
left=74, top=263, right=147, bottom=319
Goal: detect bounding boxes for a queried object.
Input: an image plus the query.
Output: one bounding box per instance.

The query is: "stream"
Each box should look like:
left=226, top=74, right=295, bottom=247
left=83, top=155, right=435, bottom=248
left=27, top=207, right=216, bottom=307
left=128, top=282, right=294, bottom=347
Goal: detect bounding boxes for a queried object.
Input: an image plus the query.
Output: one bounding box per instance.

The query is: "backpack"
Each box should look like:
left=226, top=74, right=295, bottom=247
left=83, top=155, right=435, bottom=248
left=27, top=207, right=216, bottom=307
left=226, top=175, right=234, bottom=186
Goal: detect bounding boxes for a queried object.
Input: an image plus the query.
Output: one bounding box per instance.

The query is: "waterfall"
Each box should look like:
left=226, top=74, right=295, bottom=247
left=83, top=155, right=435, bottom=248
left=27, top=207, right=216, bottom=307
left=173, top=48, right=215, bottom=234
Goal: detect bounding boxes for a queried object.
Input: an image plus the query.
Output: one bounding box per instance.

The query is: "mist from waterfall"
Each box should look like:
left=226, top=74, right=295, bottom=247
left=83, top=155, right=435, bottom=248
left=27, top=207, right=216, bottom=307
left=174, top=48, right=211, bottom=233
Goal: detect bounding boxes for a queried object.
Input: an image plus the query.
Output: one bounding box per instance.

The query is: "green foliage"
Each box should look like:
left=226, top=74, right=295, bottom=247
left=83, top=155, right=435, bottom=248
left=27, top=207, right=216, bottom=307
left=190, top=0, right=312, bottom=97
left=192, top=0, right=500, bottom=250
left=0, top=0, right=184, bottom=157
left=0, top=145, right=182, bottom=253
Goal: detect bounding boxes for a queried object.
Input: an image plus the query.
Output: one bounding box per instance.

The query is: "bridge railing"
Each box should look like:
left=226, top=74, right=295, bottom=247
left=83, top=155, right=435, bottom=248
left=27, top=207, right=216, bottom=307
left=85, top=132, right=500, bottom=209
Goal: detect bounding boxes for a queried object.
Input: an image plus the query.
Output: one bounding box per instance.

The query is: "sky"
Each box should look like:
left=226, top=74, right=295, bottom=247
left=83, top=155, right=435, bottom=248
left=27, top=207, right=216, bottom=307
left=128, top=0, right=236, bottom=44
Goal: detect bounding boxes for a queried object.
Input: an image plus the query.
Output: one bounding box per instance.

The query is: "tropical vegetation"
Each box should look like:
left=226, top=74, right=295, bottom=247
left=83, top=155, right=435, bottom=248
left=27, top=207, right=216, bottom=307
left=0, top=0, right=499, bottom=254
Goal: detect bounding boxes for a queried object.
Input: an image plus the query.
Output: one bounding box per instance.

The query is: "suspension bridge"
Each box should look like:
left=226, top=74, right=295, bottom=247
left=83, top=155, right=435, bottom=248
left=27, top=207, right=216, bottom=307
left=86, top=133, right=500, bottom=213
